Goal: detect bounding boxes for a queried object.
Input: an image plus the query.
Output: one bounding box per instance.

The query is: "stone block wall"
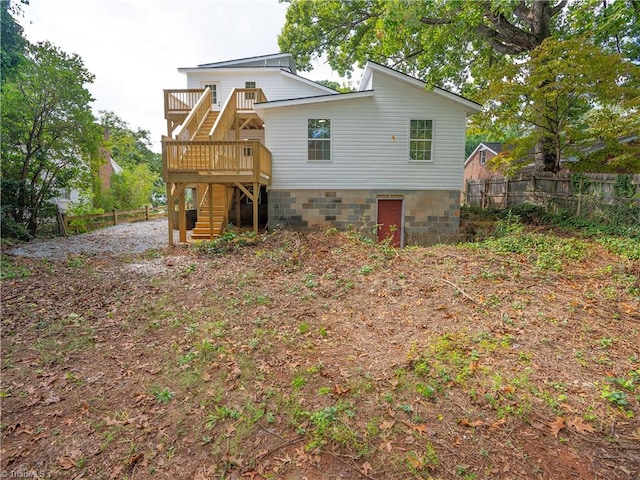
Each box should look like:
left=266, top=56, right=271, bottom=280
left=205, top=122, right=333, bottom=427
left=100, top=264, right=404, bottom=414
left=268, top=189, right=462, bottom=246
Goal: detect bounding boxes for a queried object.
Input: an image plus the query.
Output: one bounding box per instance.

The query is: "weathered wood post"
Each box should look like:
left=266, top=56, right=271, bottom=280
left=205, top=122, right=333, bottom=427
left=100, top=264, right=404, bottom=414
left=505, top=178, right=511, bottom=208
left=145, top=205, right=150, bottom=221
left=208, top=183, right=214, bottom=240
left=112, top=209, right=118, bottom=226
left=577, top=176, right=583, bottom=217
left=167, top=184, right=174, bottom=247
left=178, top=185, right=187, bottom=243
left=253, top=182, right=259, bottom=234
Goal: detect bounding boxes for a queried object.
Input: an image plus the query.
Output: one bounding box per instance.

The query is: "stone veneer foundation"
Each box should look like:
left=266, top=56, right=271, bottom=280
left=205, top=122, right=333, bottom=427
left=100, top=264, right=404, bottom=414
left=267, top=189, right=464, bottom=246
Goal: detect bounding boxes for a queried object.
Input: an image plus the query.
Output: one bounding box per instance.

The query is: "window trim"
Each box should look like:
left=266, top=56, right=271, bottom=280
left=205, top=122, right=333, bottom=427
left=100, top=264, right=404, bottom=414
left=245, top=81, right=256, bottom=100
left=479, top=150, right=487, bottom=165
left=307, top=118, right=332, bottom=162
left=408, top=119, right=434, bottom=163
left=203, top=83, right=218, bottom=105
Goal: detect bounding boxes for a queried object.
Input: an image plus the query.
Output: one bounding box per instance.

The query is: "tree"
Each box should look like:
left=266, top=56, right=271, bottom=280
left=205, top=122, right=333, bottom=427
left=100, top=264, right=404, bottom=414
left=110, top=164, right=157, bottom=210
left=96, top=111, right=162, bottom=209
left=484, top=36, right=640, bottom=174
left=316, top=79, right=355, bottom=93
left=279, top=0, right=640, bottom=172
left=0, top=0, right=29, bottom=83
left=99, top=111, right=162, bottom=174
left=1, top=41, right=101, bottom=236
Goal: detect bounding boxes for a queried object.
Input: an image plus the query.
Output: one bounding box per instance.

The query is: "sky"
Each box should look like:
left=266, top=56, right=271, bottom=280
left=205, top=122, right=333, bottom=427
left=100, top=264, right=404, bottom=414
left=20, top=0, right=347, bottom=152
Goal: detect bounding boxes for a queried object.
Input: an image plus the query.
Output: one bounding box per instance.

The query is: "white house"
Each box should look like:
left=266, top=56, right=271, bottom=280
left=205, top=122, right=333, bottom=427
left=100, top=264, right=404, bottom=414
left=162, top=54, right=480, bottom=247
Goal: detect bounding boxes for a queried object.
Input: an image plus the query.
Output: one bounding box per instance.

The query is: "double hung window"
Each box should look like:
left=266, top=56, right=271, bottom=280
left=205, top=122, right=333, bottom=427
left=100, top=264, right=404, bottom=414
left=409, top=119, right=433, bottom=161
left=308, top=119, right=331, bottom=161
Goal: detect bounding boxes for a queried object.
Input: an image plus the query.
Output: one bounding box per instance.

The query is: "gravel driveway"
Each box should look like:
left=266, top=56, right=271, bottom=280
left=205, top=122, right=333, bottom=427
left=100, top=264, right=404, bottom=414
left=5, top=219, right=178, bottom=260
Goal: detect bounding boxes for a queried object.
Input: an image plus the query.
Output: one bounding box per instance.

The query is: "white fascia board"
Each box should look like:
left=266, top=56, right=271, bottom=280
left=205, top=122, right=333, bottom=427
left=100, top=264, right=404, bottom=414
left=254, top=90, right=375, bottom=111
left=279, top=70, right=339, bottom=94
left=464, top=142, right=500, bottom=167
left=198, top=53, right=293, bottom=68
left=357, top=67, right=373, bottom=91
left=361, top=61, right=482, bottom=115
left=464, top=144, right=483, bottom=167
left=177, top=66, right=285, bottom=74
left=482, top=144, right=500, bottom=156
left=433, top=87, right=483, bottom=114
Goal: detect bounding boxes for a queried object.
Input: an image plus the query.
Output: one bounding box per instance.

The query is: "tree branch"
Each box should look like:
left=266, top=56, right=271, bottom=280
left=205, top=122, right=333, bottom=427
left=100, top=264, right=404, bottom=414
left=551, top=0, right=568, bottom=17
left=513, top=1, right=532, bottom=23
left=480, top=10, right=539, bottom=53
left=419, top=17, right=452, bottom=25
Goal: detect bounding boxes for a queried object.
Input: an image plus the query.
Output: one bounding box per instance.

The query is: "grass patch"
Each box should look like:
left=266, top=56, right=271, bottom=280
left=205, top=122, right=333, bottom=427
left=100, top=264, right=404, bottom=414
left=0, top=255, right=31, bottom=279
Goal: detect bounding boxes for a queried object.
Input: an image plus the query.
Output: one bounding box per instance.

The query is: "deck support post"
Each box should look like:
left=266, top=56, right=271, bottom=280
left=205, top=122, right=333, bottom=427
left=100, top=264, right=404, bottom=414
left=208, top=183, right=214, bottom=240
left=253, top=182, right=259, bottom=234
left=167, top=183, right=174, bottom=246
left=178, top=183, right=187, bottom=243
left=235, top=188, right=241, bottom=225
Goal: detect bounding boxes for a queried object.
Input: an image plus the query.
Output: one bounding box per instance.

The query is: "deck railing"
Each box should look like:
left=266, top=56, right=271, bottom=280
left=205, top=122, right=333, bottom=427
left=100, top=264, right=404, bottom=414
left=236, top=88, right=267, bottom=110
left=164, top=89, right=205, bottom=117
left=208, top=88, right=266, bottom=139
left=174, top=87, right=211, bottom=141
left=162, top=140, right=271, bottom=181
left=209, top=88, right=238, bottom=140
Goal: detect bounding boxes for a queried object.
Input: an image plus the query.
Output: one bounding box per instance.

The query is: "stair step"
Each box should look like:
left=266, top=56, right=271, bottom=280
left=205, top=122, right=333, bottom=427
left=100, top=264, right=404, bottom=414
left=194, top=222, right=223, bottom=229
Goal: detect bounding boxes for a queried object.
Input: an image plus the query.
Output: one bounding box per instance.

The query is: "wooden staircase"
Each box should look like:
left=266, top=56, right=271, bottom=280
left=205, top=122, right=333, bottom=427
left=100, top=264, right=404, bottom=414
left=191, top=184, right=227, bottom=240
left=194, top=111, right=218, bottom=141
left=189, top=111, right=225, bottom=240
left=163, top=88, right=271, bottom=246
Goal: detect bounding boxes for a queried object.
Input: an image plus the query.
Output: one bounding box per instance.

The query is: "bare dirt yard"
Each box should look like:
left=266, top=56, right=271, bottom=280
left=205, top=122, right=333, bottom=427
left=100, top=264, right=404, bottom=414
left=1, top=222, right=639, bottom=479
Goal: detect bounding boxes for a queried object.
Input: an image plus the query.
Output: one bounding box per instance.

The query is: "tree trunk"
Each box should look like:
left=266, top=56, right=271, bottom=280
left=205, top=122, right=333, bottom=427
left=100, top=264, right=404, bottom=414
left=534, top=136, right=560, bottom=173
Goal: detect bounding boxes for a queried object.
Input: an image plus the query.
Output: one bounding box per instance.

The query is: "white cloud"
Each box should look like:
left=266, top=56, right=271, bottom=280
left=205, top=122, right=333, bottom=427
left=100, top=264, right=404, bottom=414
left=21, top=0, right=349, bottom=151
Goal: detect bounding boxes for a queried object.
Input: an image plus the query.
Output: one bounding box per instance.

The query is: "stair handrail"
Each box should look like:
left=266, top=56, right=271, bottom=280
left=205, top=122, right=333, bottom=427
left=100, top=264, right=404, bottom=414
left=198, top=184, right=210, bottom=210
left=208, top=88, right=238, bottom=140
left=174, top=87, right=212, bottom=141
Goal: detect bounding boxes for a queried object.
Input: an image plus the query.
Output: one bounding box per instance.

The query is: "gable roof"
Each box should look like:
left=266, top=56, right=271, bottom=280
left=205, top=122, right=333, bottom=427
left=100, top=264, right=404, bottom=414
left=279, top=70, right=340, bottom=95
left=359, top=61, right=482, bottom=115
left=196, top=53, right=297, bottom=74
left=464, top=142, right=503, bottom=167
left=255, top=60, right=483, bottom=113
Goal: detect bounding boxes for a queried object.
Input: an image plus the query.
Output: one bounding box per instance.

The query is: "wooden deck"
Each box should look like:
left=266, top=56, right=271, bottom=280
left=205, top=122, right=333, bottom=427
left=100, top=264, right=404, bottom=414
left=162, top=87, right=271, bottom=245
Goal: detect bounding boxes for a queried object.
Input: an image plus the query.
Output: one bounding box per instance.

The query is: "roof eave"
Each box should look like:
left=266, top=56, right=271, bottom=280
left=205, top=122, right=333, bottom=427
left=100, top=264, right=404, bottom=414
left=254, top=90, right=375, bottom=110
left=279, top=70, right=340, bottom=95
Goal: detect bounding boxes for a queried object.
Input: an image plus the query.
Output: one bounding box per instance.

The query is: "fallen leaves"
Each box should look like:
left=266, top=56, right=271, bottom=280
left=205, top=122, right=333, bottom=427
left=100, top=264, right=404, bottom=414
left=548, top=416, right=595, bottom=436
left=58, top=456, right=76, bottom=470
left=548, top=416, right=565, bottom=437
left=566, top=416, right=596, bottom=434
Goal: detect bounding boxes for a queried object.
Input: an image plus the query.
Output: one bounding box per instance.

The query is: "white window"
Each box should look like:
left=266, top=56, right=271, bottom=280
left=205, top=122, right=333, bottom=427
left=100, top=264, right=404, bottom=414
left=204, top=84, right=218, bottom=104
left=308, top=119, right=331, bottom=161
left=480, top=150, right=487, bottom=164
left=409, top=119, right=433, bottom=161
left=245, top=81, right=256, bottom=100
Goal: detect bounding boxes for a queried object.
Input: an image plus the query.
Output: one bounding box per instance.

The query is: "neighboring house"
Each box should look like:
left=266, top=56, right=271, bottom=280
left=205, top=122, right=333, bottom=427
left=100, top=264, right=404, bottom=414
left=463, top=142, right=503, bottom=185
left=162, top=53, right=481, bottom=247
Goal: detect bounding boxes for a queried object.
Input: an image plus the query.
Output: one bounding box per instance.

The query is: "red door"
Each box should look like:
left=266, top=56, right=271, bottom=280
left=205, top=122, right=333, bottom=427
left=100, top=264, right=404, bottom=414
left=377, top=199, right=403, bottom=247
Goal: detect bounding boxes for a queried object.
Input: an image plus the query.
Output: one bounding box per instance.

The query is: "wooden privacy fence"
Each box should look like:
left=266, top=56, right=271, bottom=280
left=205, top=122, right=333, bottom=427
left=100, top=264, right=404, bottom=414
left=465, top=172, right=640, bottom=224
left=64, top=206, right=166, bottom=235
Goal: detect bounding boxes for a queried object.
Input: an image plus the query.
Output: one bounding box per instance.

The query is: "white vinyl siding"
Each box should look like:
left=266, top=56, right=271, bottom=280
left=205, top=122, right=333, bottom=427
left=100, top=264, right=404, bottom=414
left=263, top=70, right=467, bottom=190
left=186, top=69, right=334, bottom=111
